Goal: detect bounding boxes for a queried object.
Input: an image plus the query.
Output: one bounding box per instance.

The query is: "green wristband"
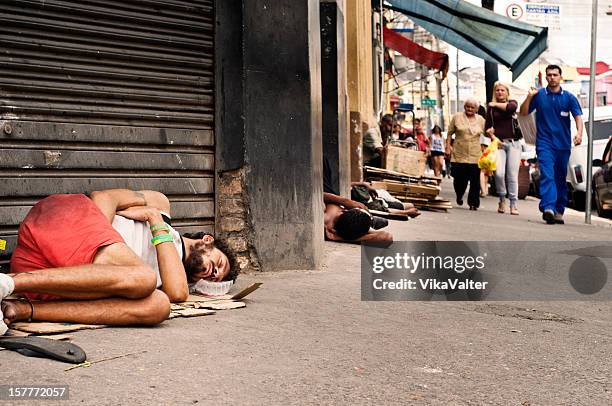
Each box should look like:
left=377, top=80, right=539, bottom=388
left=150, top=222, right=170, bottom=233
left=151, top=233, right=174, bottom=246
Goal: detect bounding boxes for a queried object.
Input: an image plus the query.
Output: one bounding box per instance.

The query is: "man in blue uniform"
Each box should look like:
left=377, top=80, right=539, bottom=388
left=519, top=65, right=583, bottom=224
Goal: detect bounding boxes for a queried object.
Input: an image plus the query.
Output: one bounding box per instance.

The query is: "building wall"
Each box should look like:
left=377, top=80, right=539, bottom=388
left=216, top=0, right=324, bottom=273
left=346, top=0, right=374, bottom=181
left=321, top=0, right=351, bottom=198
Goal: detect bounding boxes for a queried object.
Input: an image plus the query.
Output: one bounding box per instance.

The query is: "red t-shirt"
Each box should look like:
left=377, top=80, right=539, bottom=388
left=415, top=131, right=429, bottom=152
left=11, top=194, right=124, bottom=300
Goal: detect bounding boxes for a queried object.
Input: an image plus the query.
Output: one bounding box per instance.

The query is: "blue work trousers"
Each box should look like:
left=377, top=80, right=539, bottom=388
left=537, top=147, right=570, bottom=214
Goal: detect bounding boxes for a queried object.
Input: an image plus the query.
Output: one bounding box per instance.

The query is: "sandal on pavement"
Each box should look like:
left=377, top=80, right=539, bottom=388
left=0, top=336, right=87, bottom=364
left=497, top=201, right=505, bottom=214
left=510, top=207, right=519, bottom=215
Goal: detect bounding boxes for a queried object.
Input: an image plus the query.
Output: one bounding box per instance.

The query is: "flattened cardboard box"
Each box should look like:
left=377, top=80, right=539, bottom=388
left=384, top=146, right=426, bottom=177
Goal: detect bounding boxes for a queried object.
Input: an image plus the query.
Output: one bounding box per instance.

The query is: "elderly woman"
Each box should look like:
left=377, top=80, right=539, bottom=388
left=446, top=98, right=486, bottom=210
left=485, top=82, right=521, bottom=215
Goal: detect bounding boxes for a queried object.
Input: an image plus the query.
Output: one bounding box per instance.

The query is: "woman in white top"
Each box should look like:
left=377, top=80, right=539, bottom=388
left=430, top=125, right=445, bottom=177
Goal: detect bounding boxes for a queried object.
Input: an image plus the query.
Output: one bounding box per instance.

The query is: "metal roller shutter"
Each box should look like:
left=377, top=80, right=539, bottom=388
left=0, top=0, right=215, bottom=270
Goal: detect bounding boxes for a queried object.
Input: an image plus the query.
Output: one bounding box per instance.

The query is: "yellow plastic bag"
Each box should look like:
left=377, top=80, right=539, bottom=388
left=478, top=139, right=499, bottom=173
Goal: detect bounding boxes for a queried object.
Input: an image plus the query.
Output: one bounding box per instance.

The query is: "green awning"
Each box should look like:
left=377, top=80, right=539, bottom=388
left=386, top=0, right=548, bottom=80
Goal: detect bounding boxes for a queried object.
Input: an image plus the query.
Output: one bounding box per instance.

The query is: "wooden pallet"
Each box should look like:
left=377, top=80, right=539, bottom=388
left=363, top=166, right=450, bottom=213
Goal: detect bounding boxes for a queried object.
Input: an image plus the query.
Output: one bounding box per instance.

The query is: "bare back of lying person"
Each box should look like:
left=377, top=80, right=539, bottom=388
left=323, top=193, right=393, bottom=243
left=0, top=189, right=235, bottom=330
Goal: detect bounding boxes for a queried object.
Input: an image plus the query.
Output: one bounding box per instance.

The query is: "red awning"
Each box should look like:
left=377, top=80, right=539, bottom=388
left=576, top=61, right=610, bottom=76
left=383, top=26, right=449, bottom=78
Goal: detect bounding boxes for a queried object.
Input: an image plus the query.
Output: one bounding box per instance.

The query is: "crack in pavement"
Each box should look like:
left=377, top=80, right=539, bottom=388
left=467, top=304, right=582, bottom=324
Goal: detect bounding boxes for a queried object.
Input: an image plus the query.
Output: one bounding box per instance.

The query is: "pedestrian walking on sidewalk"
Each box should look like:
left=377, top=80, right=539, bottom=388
left=430, top=125, right=445, bottom=177
left=486, top=82, right=521, bottom=215
left=446, top=98, right=486, bottom=210
left=519, top=65, right=583, bottom=224
left=479, top=134, right=492, bottom=198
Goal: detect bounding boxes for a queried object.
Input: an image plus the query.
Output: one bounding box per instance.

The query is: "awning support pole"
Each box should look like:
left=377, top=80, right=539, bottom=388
left=585, top=0, right=598, bottom=224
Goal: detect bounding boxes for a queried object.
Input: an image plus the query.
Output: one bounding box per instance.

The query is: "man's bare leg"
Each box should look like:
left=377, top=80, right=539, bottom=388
left=10, top=243, right=156, bottom=300
left=1, top=243, right=170, bottom=326
left=388, top=207, right=421, bottom=218
left=2, top=290, right=170, bottom=326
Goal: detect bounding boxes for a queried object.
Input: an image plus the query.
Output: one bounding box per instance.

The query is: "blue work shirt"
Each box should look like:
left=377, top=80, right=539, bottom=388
left=529, top=87, right=582, bottom=151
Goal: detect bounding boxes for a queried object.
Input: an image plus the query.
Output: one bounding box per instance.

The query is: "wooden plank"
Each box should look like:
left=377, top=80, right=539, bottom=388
left=0, top=149, right=213, bottom=171
left=396, top=196, right=428, bottom=202
left=370, top=181, right=387, bottom=190
left=405, top=185, right=440, bottom=196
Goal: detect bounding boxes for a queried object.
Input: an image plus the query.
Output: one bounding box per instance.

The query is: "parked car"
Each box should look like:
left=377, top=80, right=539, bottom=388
left=566, top=106, right=612, bottom=210
left=592, top=136, right=612, bottom=218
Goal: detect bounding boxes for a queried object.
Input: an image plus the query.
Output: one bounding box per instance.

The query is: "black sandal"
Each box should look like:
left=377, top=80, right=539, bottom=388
left=0, top=336, right=87, bottom=364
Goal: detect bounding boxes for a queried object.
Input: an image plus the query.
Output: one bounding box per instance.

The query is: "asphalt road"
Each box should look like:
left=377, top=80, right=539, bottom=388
left=1, top=180, right=610, bottom=405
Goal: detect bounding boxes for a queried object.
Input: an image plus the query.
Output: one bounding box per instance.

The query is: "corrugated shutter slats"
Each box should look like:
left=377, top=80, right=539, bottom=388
left=0, top=0, right=215, bottom=269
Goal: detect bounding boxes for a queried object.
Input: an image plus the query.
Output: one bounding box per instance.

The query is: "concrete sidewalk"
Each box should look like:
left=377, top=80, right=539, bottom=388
left=1, top=180, right=610, bottom=405
left=392, top=177, right=612, bottom=241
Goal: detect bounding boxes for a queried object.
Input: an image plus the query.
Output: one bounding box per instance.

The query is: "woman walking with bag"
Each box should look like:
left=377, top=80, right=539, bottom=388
left=446, top=98, right=485, bottom=210
left=485, top=82, right=521, bottom=215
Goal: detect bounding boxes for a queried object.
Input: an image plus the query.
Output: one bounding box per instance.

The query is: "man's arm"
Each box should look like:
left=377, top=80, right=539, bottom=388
left=90, top=189, right=147, bottom=223
left=115, top=206, right=188, bottom=302
left=90, top=189, right=171, bottom=223
left=354, top=229, right=393, bottom=243
left=574, top=115, right=584, bottom=146
left=325, top=227, right=392, bottom=243
left=323, top=192, right=367, bottom=210
left=520, top=87, right=538, bottom=116
left=325, top=228, right=393, bottom=243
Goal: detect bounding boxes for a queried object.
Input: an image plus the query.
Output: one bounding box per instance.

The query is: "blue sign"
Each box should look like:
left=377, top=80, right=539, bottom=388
left=526, top=4, right=560, bottom=15
left=397, top=103, right=414, bottom=111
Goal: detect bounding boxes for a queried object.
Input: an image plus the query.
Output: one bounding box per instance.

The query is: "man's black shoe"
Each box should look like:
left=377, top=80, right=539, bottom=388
left=542, top=209, right=555, bottom=224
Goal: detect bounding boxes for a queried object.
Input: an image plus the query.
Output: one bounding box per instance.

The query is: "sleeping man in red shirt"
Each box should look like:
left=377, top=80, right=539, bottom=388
left=0, top=189, right=235, bottom=333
